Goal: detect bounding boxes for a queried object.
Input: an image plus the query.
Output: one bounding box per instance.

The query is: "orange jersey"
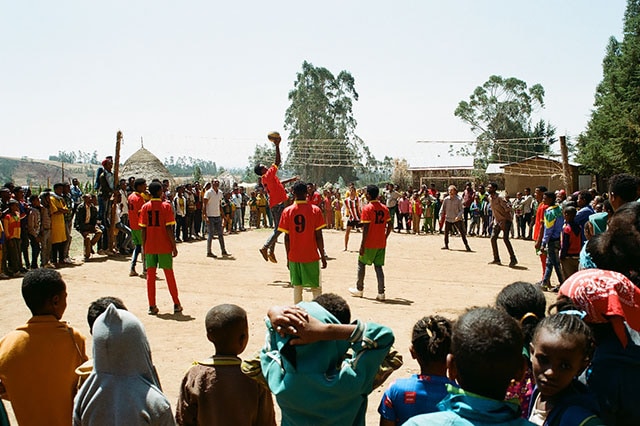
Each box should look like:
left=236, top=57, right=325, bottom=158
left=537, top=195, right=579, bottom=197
left=278, top=201, right=326, bottom=263
left=361, top=200, right=390, bottom=249
left=127, top=192, right=146, bottom=231
left=139, top=199, right=176, bottom=254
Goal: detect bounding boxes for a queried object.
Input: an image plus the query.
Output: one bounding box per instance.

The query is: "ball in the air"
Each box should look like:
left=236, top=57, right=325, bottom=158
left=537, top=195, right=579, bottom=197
left=267, top=131, right=281, bottom=143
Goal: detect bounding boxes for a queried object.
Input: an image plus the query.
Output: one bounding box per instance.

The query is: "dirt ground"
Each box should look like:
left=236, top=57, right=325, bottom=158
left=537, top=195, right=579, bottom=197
left=0, top=226, right=555, bottom=424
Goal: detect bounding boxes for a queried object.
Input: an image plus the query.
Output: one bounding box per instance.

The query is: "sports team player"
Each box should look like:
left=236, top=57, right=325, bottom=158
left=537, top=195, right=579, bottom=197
left=254, top=131, right=298, bottom=263
left=140, top=181, right=183, bottom=315
left=348, top=185, right=392, bottom=301
left=127, top=178, right=148, bottom=277
left=278, top=182, right=327, bottom=303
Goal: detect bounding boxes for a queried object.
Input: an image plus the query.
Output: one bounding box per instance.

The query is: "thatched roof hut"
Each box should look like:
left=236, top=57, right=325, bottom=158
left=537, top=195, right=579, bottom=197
left=120, top=147, right=176, bottom=190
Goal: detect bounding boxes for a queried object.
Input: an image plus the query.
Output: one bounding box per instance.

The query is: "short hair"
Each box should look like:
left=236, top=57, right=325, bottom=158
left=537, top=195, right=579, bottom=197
left=292, top=182, right=307, bottom=197
left=452, top=307, right=523, bottom=400
left=533, top=313, right=595, bottom=361
left=535, top=185, right=548, bottom=193
left=609, top=173, right=639, bottom=203
left=496, top=282, right=546, bottom=346
left=578, top=190, right=593, bottom=204
left=564, top=205, right=577, bottom=217
left=21, top=269, right=66, bottom=315
left=28, top=194, right=39, bottom=203
left=87, top=297, right=127, bottom=333
left=524, top=187, right=531, bottom=192
left=254, top=164, right=265, bottom=176
left=53, top=183, right=64, bottom=190
left=488, top=182, right=499, bottom=190
left=313, top=293, right=351, bottom=324
left=148, top=181, right=163, bottom=198
left=366, top=184, right=380, bottom=199
left=205, top=304, right=247, bottom=349
left=544, top=191, right=556, bottom=203
left=411, top=316, right=452, bottom=366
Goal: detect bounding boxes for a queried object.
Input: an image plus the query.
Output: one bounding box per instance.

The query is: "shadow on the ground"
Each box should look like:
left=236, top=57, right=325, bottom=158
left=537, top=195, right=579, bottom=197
left=156, top=313, right=196, bottom=322
left=268, top=280, right=292, bottom=288
left=365, top=297, right=413, bottom=306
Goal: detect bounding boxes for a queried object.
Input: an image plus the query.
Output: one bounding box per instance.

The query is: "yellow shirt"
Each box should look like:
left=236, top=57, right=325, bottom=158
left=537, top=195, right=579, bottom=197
left=49, top=196, right=67, bottom=244
left=0, top=315, right=88, bottom=426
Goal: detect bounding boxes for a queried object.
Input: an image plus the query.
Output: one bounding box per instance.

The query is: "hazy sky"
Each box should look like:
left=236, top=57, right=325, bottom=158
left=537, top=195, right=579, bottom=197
left=0, top=1, right=626, bottom=168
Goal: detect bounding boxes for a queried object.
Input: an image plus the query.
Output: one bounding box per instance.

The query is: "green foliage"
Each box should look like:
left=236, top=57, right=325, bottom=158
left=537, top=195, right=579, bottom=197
left=193, top=165, right=203, bottom=183
left=164, top=156, right=218, bottom=177
left=48, top=150, right=100, bottom=165
left=578, top=0, right=640, bottom=176
left=454, top=75, right=554, bottom=169
left=243, top=143, right=276, bottom=182
left=285, top=61, right=366, bottom=184
left=0, top=158, right=19, bottom=184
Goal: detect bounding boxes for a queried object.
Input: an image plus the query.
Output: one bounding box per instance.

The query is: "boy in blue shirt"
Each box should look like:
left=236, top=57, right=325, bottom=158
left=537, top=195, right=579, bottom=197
left=405, top=307, right=534, bottom=425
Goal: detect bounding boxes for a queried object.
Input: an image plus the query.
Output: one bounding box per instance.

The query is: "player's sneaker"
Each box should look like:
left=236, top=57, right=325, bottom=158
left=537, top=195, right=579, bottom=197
left=376, top=293, right=386, bottom=301
left=207, top=252, right=217, bottom=258
left=508, top=258, right=518, bottom=267
left=173, top=304, right=183, bottom=314
left=488, top=259, right=501, bottom=265
left=348, top=287, right=363, bottom=298
left=129, top=269, right=138, bottom=277
left=259, top=247, right=269, bottom=262
left=268, top=251, right=277, bottom=263
left=148, top=305, right=159, bottom=315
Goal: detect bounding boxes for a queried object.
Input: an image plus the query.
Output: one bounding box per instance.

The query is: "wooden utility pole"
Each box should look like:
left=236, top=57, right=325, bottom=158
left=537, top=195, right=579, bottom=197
left=109, top=131, right=123, bottom=251
left=559, top=136, right=572, bottom=193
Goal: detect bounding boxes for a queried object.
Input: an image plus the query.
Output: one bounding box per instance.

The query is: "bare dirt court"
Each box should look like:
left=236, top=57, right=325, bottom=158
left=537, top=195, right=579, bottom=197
left=1, top=227, right=554, bottom=424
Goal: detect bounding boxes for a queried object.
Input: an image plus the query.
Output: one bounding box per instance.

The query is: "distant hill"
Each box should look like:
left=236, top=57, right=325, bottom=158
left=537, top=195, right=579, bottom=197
left=0, top=156, right=98, bottom=188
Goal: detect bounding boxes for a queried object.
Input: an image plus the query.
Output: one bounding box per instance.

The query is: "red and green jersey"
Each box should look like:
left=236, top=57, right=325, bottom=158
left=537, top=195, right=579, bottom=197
left=278, top=200, right=326, bottom=263
left=262, top=164, right=287, bottom=207
left=139, top=199, right=175, bottom=254
left=3, top=213, right=21, bottom=239
left=361, top=200, right=390, bottom=249
left=128, top=192, right=146, bottom=231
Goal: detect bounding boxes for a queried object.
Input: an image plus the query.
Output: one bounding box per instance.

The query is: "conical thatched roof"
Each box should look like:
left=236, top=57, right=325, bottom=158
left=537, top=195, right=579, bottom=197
left=120, top=147, right=176, bottom=190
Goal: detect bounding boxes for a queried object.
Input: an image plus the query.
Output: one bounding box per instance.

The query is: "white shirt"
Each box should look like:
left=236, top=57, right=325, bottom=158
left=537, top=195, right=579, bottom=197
left=203, top=188, right=222, bottom=217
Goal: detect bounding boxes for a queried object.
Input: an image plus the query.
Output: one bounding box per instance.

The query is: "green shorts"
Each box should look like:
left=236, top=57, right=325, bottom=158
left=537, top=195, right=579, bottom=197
left=131, top=229, right=143, bottom=246
left=145, top=253, right=173, bottom=269
left=289, top=261, right=320, bottom=288
left=358, top=248, right=386, bottom=266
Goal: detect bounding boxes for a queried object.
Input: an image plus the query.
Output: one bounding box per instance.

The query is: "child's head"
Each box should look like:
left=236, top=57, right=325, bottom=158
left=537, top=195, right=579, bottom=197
left=205, top=304, right=248, bottom=356
left=8, top=199, right=19, bottom=212
left=21, top=269, right=67, bottom=319
left=87, top=296, right=128, bottom=334
left=292, top=181, right=308, bottom=200
left=563, top=205, right=577, bottom=223
left=448, top=307, right=524, bottom=400
left=410, top=316, right=452, bottom=372
left=496, top=281, right=546, bottom=346
left=530, top=313, right=594, bottom=397
left=313, top=293, right=351, bottom=324
left=29, top=194, right=40, bottom=207
left=366, top=184, right=380, bottom=200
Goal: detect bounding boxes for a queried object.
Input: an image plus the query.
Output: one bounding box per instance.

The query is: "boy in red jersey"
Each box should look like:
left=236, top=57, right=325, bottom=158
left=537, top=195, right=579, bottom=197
left=127, top=178, right=148, bottom=277
left=348, top=185, right=392, bottom=301
left=278, top=182, right=327, bottom=303
left=254, top=132, right=298, bottom=263
left=140, top=181, right=182, bottom=315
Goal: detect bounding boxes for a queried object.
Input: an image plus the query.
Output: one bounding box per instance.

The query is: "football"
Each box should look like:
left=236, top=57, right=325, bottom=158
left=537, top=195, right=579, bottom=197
left=267, top=131, right=281, bottom=143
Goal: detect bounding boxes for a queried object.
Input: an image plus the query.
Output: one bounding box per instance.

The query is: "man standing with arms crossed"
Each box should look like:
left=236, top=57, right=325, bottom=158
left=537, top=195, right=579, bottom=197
left=254, top=131, right=297, bottom=263
left=348, top=185, right=392, bottom=301
left=203, top=179, right=230, bottom=259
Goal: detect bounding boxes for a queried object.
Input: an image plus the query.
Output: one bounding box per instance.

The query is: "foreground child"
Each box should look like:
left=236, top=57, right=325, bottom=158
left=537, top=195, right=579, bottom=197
left=528, top=313, right=603, bottom=425
left=176, top=304, right=275, bottom=426
left=405, top=307, right=533, bottom=425
left=0, top=269, right=88, bottom=426
left=378, top=315, right=454, bottom=425
left=260, top=294, right=395, bottom=425
left=73, top=304, right=174, bottom=425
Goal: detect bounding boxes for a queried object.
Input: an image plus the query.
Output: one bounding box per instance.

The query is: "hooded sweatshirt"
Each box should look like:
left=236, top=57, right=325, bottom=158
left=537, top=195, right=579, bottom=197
left=73, top=305, right=175, bottom=426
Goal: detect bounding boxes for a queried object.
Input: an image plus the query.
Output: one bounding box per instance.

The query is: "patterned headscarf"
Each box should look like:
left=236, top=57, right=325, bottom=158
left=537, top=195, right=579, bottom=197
left=559, top=269, right=640, bottom=347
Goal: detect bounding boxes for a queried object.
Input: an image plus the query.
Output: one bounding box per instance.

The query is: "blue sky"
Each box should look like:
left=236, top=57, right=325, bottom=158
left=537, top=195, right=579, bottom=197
left=0, top=1, right=626, bottom=168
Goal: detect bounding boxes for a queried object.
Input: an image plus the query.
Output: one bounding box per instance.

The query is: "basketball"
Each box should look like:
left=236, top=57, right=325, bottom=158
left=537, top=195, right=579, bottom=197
left=267, top=131, right=281, bottom=143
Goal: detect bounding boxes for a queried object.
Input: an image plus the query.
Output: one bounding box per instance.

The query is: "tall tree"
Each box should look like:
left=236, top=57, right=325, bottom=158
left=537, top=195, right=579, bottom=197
left=284, top=61, right=363, bottom=184
left=454, top=75, right=554, bottom=169
left=578, top=0, right=640, bottom=176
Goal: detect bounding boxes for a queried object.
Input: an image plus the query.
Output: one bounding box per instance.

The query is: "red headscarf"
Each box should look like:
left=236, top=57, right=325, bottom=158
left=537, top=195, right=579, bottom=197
left=559, top=269, right=640, bottom=347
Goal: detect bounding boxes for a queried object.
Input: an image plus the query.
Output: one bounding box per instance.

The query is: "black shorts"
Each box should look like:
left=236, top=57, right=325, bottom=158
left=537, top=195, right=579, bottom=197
left=347, top=219, right=361, bottom=228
